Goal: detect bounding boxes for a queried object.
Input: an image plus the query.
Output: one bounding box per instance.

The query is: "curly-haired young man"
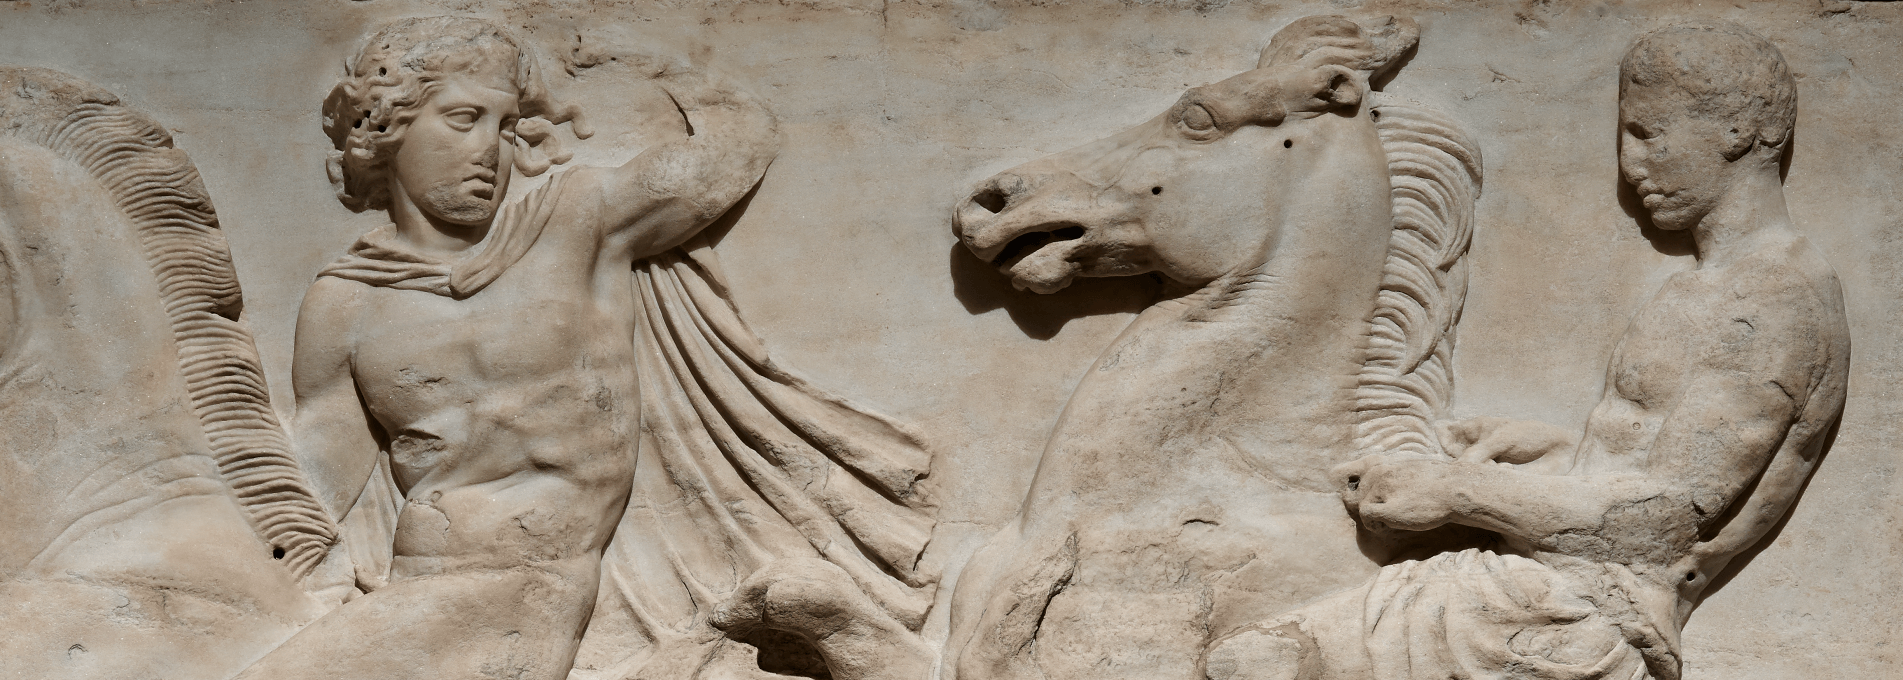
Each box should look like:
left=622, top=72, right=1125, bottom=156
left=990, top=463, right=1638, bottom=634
left=235, top=16, right=779, bottom=679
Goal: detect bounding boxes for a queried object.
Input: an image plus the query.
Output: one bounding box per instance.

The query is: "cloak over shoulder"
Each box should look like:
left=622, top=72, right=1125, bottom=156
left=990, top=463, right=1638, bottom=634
left=313, top=171, right=936, bottom=678
left=316, top=172, right=564, bottom=298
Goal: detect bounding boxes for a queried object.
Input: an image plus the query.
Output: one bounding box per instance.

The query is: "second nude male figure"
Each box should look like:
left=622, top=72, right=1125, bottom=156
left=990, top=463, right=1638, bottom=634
left=1209, top=21, right=1847, bottom=680
left=236, top=17, right=777, bottom=679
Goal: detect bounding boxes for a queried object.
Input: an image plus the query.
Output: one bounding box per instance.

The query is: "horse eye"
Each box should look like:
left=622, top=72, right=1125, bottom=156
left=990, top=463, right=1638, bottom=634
left=1181, top=104, right=1216, bottom=132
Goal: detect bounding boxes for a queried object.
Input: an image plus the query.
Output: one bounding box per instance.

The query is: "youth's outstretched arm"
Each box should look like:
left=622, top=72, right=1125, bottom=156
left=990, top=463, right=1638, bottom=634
left=595, top=68, right=782, bottom=260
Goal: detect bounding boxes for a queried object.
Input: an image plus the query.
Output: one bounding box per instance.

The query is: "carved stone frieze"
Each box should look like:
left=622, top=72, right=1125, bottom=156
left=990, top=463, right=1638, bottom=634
left=0, top=3, right=1894, bottom=680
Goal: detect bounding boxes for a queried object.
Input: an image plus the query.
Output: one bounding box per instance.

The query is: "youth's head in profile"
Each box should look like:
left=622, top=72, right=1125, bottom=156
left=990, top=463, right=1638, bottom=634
left=1618, top=21, right=1796, bottom=233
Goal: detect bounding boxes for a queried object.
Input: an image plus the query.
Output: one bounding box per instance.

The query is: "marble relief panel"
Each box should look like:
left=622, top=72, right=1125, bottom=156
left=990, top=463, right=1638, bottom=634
left=0, top=2, right=1896, bottom=679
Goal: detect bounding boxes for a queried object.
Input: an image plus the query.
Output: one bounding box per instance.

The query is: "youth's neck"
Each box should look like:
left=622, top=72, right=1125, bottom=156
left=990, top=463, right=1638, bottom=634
left=1692, top=162, right=1793, bottom=268
left=387, top=180, right=491, bottom=255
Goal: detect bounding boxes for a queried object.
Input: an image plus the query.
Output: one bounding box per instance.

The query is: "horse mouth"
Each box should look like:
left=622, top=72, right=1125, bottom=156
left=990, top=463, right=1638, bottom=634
left=991, top=223, right=1089, bottom=293
left=990, top=223, right=1086, bottom=267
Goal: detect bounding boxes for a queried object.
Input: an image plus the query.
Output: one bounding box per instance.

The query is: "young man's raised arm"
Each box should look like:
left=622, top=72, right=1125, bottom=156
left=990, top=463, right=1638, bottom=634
left=594, top=68, right=782, bottom=261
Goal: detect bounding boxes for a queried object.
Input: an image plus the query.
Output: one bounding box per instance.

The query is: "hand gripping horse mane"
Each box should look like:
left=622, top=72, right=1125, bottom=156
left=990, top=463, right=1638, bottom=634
left=0, top=67, right=336, bottom=678
left=945, top=16, right=1482, bottom=680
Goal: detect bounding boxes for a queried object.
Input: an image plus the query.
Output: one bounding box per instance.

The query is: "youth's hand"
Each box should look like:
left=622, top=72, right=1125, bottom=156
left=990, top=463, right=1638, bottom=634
left=1333, top=456, right=1458, bottom=532
left=1436, top=416, right=1575, bottom=465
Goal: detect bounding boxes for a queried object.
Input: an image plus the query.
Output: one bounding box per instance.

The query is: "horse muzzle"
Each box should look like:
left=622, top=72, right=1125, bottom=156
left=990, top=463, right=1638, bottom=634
left=955, top=171, right=1109, bottom=293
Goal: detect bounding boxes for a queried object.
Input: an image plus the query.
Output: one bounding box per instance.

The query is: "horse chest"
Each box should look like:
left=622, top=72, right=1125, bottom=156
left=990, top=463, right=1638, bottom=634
left=1048, top=314, right=1352, bottom=487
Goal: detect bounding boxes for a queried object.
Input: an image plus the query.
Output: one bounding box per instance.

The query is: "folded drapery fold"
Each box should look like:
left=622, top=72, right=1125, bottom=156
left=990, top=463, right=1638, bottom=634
left=573, top=237, right=936, bottom=677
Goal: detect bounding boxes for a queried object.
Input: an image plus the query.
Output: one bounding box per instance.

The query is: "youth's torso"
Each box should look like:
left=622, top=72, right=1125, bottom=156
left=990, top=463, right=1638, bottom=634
left=347, top=215, right=640, bottom=568
left=1572, top=271, right=1706, bottom=474
left=1576, top=240, right=1838, bottom=475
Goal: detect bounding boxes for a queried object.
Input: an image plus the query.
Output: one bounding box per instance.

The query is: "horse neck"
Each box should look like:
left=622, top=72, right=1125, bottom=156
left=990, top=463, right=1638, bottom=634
left=1053, top=147, right=1396, bottom=491
left=0, top=142, right=226, bottom=575
left=0, top=140, right=193, bottom=419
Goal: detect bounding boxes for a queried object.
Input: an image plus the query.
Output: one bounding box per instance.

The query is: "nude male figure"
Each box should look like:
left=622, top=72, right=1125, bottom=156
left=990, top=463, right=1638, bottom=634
left=234, top=17, right=778, bottom=679
left=1207, top=22, right=1847, bottom=680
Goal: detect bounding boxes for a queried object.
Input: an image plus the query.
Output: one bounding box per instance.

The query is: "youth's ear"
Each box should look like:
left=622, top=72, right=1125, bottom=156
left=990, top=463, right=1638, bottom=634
left=1721, top=122, right=1767, bottom=162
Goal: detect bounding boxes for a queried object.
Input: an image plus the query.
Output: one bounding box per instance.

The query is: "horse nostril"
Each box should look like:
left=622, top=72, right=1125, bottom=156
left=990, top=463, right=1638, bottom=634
left=973, top=188, right=1008, bottom=215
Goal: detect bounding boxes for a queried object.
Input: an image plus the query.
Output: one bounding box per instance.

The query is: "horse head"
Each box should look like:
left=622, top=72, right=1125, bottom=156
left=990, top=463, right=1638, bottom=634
left=944, top=17, right=1484, bottom=679
left=954, top=16, right=1418, bottom=294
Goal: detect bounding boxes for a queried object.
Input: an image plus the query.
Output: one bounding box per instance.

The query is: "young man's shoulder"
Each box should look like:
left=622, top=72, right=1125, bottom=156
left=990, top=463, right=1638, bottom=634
left=297, top=275, right=372, bottom=330
left=1724, top=233, right=1844, bottom=312
left=517, top=166, right=611, bottom=239
left=303, top=273, right=374, bottom=302
left=1683, top=233, right=1848, bottom=371
left=538, top=165, right=609, bottom=206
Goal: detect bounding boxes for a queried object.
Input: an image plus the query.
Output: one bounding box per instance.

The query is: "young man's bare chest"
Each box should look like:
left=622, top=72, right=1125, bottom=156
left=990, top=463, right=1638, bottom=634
left=1608, top=273, right=1719, bottom=409
left=344, top=261, right=640, bottom=485
left=1582, top=271, right=1738, bottom=467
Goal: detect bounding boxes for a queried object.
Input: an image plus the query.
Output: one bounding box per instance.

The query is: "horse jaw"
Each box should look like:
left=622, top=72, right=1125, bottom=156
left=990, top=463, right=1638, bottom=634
left=954, top=104, right=1378, bottom=295
left=955, top=119, right=1161, bottom=294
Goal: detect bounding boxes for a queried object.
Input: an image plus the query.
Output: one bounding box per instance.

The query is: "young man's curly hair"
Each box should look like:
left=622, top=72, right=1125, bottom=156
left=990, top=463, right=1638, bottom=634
left=321, top=16, right=584, bottom=212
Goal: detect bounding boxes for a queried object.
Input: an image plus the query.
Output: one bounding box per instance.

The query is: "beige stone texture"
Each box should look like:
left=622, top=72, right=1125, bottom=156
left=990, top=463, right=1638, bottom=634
left=0, top=1, right=1898, bottom=679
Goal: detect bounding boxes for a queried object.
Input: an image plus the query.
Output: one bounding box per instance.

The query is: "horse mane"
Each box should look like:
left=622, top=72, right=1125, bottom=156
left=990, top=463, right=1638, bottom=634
left=1, top=67, right=338, bottom=577
left=1353, top=93, right=1484, bottom=457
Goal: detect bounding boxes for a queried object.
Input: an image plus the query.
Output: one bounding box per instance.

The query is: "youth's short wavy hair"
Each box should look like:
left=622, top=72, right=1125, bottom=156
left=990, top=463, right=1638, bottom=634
left=321, top=16, right=583, bottom=212
left=1621, top=21, right=1797, bottom=152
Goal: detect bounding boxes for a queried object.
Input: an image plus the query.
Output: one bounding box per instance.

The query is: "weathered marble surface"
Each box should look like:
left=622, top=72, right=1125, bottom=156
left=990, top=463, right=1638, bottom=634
left=0, top=1, right=1899, bottom=679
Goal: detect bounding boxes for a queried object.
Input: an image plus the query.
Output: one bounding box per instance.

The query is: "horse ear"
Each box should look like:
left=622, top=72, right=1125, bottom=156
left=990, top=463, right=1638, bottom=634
left=1258, top=14, right=1418, bottom=83
left=1259, top=15, right=1369, bottom=70
left=1317, top=64, right=1362, bottom=108
left=1357, top=16, right=1420, bottom=85
left=1251, top=15, right=1417, bottom=116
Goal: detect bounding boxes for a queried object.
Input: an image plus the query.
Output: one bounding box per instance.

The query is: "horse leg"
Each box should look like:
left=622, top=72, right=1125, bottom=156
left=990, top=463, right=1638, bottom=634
left=230, top=559, right=597, bottom=680
left=1201, top=585, right=1375, bottom=680
left=944, top=528, right=1080, bottom=680
left=1203, top=624, right=1312, bottom=680
left=711, top=558, right=935, bottom=680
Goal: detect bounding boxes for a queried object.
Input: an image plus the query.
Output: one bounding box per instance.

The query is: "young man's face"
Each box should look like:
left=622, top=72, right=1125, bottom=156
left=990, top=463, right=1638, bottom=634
left=1618, top=82, right=1742, bottom=232
left=389, top=68, right=520, bottom=227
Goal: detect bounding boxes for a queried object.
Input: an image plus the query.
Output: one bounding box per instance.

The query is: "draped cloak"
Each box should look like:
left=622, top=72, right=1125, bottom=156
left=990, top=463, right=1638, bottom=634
left=1232, top=548, right=1679, bottom=680
left=314, top=171, right=937, bottom=678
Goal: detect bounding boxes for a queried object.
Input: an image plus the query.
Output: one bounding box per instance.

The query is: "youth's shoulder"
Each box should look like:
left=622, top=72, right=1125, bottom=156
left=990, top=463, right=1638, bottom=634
left=301, top=274, right=371, bottom=310
left=291, top=276, right=371, bottom=394
left=296, top=276, right=371, bottom=342
left=545, top=166, right=610, bottom=206
left=1700, top=234, right=1849, bottom=374
left=1727, top=233, right=1845, bottom=316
